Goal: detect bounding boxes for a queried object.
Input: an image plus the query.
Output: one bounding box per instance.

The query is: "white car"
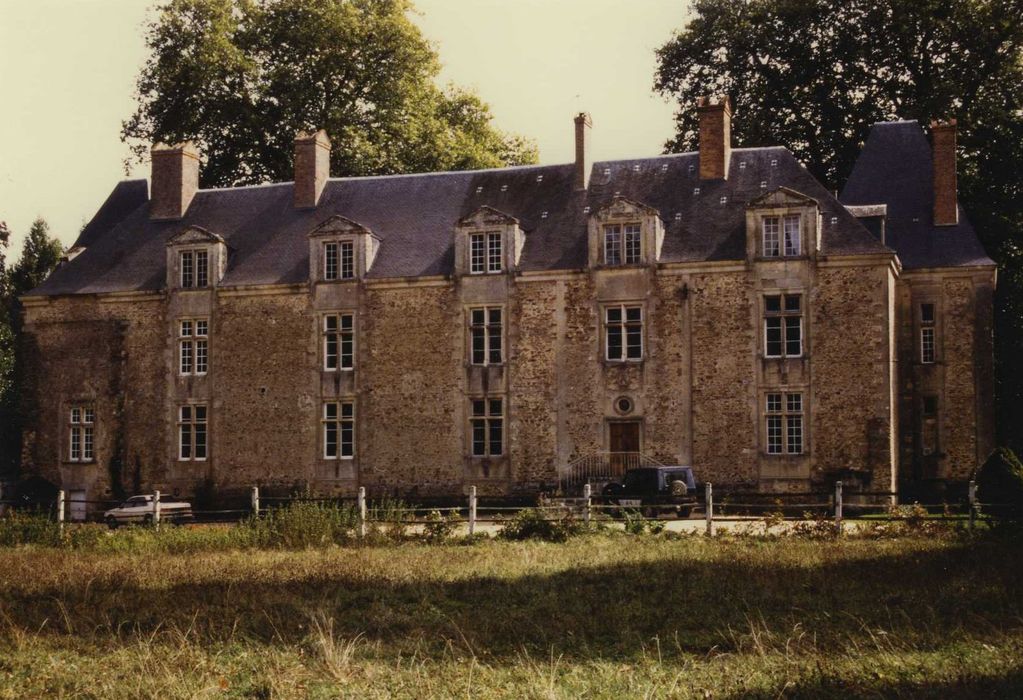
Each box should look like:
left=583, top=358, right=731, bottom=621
left=104, top=495, right=193, bottom=528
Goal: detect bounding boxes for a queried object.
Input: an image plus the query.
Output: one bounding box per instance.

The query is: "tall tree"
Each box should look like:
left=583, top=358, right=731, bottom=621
left=122, top=0, right=537, bottom=187
left=0, top=219, right=64, bottom=476
left=655, top=0, right=1023, bottom=454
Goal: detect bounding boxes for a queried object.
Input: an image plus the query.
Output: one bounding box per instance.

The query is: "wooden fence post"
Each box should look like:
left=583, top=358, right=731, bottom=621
left=468, top=486, right=477, bottom=536
left=358, top=487, right=367, bottom=538
left=583, top=483, right=592, bottom=526
left=57, top=489, right=65, bottom=536
left=968, top=479, right=977, bottom=532
left=154, top=490, right=162, bottom=530
left=834, top=481, right=843, bottom=535
left=705, top=482, right=714, bottom=537
left=251, top=486, right=260, bottom=517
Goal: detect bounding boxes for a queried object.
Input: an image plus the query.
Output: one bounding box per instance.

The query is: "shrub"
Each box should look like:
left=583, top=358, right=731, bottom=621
left=791, top=510, right=836, bottom=540
left=976, top=447, right=1023, bottom=520
left=422, top=509, right=458, bottom=544
left=622, top=510, right=666, bottom=535
left=0, top=510, right=61, bottom=547
left=366, top=497, right=412, bottom=542
left=247, top=501, right=358, bottom=548
left=500, top=508, right=580, bottom=542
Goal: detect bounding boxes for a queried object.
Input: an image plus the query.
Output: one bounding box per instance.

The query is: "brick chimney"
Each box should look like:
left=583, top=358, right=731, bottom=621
left=294, top=130, right=331, bottom=209
left=150, top=142, right=200, bottom=220
left=698, top=95, right=732, bottom=180
left=931, top=120, right=958, bottom=226
left=574, top=113, right=592, bottom=190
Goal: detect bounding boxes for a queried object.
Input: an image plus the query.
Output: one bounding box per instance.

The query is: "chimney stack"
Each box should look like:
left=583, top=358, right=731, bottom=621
left=697, top=95, right=732, bottom=180
left=294, top=129, right=331, bottom=209
left=574, top=113, right=592, bottom=190
left=931, top=120, right=958, bottom=226
left=150, top=142, right=200, bottom=220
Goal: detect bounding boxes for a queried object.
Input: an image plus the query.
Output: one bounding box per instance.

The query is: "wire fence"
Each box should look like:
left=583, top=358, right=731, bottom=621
left=0, top=480, right=1009, bottom=536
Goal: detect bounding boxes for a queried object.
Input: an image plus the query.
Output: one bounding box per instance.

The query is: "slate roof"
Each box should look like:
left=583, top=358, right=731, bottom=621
left=31, top=147, right=888, bottom=297
left=840, top=120, right=994, bottom=269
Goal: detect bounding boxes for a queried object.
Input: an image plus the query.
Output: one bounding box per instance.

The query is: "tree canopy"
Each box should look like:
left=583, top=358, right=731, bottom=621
left=122, top=0, right=537, bottom=187
left=655, top=0, right=1023, bottom=453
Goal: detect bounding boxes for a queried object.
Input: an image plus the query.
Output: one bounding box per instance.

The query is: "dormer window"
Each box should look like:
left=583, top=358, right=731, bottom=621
left=324, top=240, right=355, bottom=281
left=470, top=232, right=502, bottom=274
left=180, top=249, right=209, bottom=288
left=603, top=224, right=641, bottom=265
left=762, top=214, right=800, bottom=257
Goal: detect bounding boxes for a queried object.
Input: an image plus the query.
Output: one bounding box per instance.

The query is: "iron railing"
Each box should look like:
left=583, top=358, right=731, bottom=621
left=559, top=451, right=666, bottom=492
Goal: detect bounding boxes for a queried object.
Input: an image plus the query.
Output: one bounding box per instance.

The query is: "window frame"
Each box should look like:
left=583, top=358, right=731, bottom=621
left=604, top=303, right=644, bottom=362
left=322, top=400, right=355, bottom=460
left=603, top=223, right=643, bottom=266
left=763, top=293, right=803, bottom=358
left=179, top=249, right=209, bottom=289
left=764, top=391, right=804, bottom=455
left=470, top=397, right=504, bottom=458
left=67, top=405, right=95, bottom=463
left=469, top=231, right=502, bottom=274
left=762, top=214, right=802, bottom=258
left=468, top=306, right=504, bottom=366
left=920, top=303, right=936, bottom=364
left=322, top=312, right=355, bottom=372
left=178, top=318, right=209, bottom=376
left=178, top=404, right=208, bottom=462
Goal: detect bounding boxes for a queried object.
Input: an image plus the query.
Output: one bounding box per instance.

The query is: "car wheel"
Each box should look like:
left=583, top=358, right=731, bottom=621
left=105, top=516, right=119, bottom=530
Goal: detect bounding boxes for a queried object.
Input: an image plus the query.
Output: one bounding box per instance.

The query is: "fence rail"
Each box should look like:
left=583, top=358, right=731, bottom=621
left=4, top=480, right=1010, bottom=537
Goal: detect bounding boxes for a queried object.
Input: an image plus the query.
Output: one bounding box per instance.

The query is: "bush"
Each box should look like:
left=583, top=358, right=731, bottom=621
left=422, top=509, right=458, bottom=544
left=500, top=508, right=581, bottom=542
left=0, top=510, right=61, bottom=547
left=976, top=447, right=1023, bottom=520
left=247, top=501, right=358, bottom=548
left=622, top=510, right=665, bottom=535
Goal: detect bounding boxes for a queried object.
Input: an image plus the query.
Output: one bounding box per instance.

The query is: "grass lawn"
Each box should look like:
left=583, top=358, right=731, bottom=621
left=0, top=531, right=1021, bottom=698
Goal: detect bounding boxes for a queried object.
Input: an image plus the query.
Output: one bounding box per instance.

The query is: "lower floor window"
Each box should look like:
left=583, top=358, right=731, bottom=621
left=471, top=397, right=503, bottom=457
left=68, top=405, right=95, bottom=462
left=323, top=400, right=354, bottom=459
left=178, top=405, right=207, bottom=460
left=765, top=392, right=803, bottom=455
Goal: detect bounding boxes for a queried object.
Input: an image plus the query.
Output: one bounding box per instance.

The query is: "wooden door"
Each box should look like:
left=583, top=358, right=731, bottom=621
left=609, top=421, right=641, bottom=475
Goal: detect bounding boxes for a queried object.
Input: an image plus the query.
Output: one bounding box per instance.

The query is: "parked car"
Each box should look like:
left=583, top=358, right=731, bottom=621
left=602, top=466, right=698, bottom=518
left=104, top=495, right=193, bottom=528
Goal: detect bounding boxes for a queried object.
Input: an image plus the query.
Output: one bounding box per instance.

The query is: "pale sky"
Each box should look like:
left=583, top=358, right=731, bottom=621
left=0, top=0, right=688, bottom=257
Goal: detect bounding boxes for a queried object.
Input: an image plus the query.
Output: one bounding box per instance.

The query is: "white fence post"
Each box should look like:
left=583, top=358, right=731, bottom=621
left=705, top=482, right=714, bottom=537
left=583, top=483, right=592, bottom=526
left=468, top=486, right=477, bottom=537
left=834, top=481, right=843, bottom=535
left=251, top=486, right=260, bottom=517
left=358, top=486, right=367, bottom=538
left=968, top=479, right=977, bottom=532
left=57, top=489, right=65, bottom=535
left=154, top=490, right=162, bottom=530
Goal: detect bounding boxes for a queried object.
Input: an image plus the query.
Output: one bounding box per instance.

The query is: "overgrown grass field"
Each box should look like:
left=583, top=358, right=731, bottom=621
left=0, top=517, right=1020, bottom=698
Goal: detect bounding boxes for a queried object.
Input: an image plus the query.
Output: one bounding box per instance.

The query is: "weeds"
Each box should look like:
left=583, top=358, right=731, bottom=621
left=499, top=508, right=581, bottom=542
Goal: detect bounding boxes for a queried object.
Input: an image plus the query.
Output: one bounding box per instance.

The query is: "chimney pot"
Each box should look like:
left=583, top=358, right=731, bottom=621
left=294, top=129, right=331, bottom=209
left=574, top=113, right=592, bottom=190
left=150, top=142, right=200, bottom=220
left=697, top=95, right=732, bottom=180
left=931, top=120, right=958, bottom=226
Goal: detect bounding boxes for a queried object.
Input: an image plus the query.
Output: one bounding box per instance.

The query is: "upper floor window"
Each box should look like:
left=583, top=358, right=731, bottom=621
left=603, top=224, right=641, bottom=265
left=765, top=392, right=803, bottom=455
left=920, top=303, right=936, bottom=364
left=323, top=400, right=354, bottom=459
left=470, top=397, right=503, bottom=457
left=179, top=319, right=208, bottom=376
left=323, top=240, right=355, bottom=281
left=469, top=307, right=503, bottom=365
left=178, top=404, right=207, bottom=461
left=762, top=215, right=800, bottom=257
left=764, top=293, right=802, bottom=358
left=180, top=250, right=209, bottom=288
left=68, top=405, right=95, bottom=462
left=470, top=232, right=502, bottom=274
left=606, top=304, right=643, bottom=361
left=323, top=313, right=354, bottom=371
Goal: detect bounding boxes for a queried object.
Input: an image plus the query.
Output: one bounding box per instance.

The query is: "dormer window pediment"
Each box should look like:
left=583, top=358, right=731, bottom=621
left=308, top=215, right=380, bottom=282
left=165, top=225, right=227, bottom=290
left=588, top=195, right=664, bottom=268
left=745, top=187, right=821, bottom=261
left=454, top=206, right=523, bottom=276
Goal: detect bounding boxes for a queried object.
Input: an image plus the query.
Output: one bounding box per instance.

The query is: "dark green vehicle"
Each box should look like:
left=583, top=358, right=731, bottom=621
left=602, top=466, right=699, bottom=518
